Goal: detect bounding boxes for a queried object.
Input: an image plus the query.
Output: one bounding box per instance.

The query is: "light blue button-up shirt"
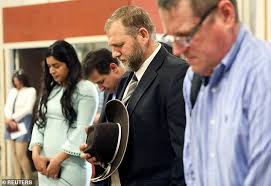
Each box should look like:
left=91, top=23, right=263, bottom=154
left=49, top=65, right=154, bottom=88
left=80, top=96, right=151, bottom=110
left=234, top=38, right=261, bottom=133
left=183, top=25, right=271, bottom=186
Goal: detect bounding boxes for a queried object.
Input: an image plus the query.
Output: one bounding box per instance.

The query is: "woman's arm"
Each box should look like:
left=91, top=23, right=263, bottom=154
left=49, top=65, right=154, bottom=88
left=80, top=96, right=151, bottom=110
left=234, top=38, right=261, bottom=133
left=32, top=145, right=50, bottom=176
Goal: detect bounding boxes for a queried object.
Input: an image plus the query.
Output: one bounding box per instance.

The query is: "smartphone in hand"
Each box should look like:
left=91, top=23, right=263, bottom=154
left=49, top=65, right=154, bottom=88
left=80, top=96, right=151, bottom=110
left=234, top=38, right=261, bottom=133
left=46, top=161, right=62, bottom=178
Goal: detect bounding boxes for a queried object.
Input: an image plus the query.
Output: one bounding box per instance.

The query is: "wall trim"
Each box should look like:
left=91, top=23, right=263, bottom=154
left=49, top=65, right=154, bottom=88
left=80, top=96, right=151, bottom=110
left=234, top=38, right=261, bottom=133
left=3, top=35, right=108, bottom=49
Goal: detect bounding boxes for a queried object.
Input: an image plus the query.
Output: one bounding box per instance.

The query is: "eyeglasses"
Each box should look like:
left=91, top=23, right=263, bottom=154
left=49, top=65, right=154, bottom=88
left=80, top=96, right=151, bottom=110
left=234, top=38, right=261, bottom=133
left=163, top=4, right=218, bottom=48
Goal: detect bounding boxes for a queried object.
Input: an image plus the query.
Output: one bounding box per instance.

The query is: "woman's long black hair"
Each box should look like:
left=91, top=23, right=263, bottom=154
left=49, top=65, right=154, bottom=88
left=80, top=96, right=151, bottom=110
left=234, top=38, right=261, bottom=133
left=36, top=40, right=82, bottom=129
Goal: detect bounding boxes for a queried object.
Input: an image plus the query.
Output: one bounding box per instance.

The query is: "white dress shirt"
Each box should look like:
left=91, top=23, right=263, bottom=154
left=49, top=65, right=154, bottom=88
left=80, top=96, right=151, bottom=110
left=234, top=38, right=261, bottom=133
left=122, top=43, right=161, bottom=98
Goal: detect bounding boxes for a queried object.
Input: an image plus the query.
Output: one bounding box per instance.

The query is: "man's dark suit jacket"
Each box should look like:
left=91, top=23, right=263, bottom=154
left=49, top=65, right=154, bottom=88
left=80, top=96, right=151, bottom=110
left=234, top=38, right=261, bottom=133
left=115, top=46, right=188, bottom=185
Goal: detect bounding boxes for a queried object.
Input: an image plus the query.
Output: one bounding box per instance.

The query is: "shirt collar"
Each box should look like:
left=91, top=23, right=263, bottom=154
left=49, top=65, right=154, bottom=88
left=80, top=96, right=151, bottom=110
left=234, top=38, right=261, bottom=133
left=134, top=43, right=161, bottom=82
left=221, top=25, right=246, bottom=71
left=207, top=25, right=247, bottom=87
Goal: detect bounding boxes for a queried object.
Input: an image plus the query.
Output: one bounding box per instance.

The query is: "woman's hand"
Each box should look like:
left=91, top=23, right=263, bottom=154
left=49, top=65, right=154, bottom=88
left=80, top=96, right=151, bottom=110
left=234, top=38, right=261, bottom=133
left=46, top=151, right=69, bottom=179
left=8, top=120, right=18, bottom=130
left=32, top=154, right=50, bottom=176
left=46, top=157, right=62, bottom=179
left=5, top=118, right=13, bottom=124
left=5, top=118, right=15, bottom=125
left=5, top=118, right=18, bottom=131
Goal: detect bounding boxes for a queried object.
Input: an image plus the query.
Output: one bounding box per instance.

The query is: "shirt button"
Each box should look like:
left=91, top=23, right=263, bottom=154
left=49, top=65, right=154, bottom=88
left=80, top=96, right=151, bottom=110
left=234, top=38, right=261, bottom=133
left=211, top=88, right=217, bottom=93
left=210, top=119, right=215, bottom=126
left=210, top=153, right=216, bottom=158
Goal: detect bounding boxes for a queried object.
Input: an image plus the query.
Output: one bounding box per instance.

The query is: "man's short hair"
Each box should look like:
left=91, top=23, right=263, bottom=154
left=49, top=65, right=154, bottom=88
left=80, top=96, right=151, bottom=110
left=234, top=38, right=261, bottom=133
left=104, top=5, right=155, bottom=37
left=82, top=48, right=119, bottom=78
left=157, top=0, right=239, bottom=22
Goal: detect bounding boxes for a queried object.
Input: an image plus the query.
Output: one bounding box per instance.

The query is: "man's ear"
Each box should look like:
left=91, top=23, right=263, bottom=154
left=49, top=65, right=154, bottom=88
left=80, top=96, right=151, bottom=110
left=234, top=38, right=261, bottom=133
left=137, top=27, right=150, bottom=44
left=109, top=63, right=118, bottom=72
left=218, top=0, right=236, bottom=27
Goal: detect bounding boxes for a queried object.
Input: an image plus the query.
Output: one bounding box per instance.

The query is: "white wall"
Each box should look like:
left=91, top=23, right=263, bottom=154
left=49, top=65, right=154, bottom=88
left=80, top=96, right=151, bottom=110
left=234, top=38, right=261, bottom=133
left=237, top=0, right=270, bottom=41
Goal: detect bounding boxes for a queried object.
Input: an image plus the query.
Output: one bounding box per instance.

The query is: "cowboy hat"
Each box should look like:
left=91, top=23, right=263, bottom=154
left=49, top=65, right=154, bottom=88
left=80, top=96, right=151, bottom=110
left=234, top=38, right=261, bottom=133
left=85, top=99, right=129, bottom=182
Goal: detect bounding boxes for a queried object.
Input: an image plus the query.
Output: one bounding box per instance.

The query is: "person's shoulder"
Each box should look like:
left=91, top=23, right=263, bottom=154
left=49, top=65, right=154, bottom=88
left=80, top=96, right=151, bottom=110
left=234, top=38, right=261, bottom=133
left=159, top=47, right=188, bottom=66
left=167, top=54, right=187, bottom=65
left=162, top=53, right=189, bottom=74
left=25, top=87, right=36, bottom=93
left=8, top=87, right=17, bottom=97
left=9, top=87, right=17, bottom=93
left=240, top=32, right=271, bottom=64
left=234, top=36, right=271, bottom=77
left=76, top=80, right=98, bottom=96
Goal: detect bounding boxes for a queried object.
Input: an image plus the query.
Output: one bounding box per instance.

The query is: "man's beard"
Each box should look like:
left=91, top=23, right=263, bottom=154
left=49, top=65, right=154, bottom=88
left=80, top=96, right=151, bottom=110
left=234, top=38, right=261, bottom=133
left=127, top=41, right=144, bottom=72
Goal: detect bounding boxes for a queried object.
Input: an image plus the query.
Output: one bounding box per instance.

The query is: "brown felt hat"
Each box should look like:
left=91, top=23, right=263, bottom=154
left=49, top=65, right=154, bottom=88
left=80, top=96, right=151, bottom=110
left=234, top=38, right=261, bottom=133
left=85, top=99, right=129, bottom=182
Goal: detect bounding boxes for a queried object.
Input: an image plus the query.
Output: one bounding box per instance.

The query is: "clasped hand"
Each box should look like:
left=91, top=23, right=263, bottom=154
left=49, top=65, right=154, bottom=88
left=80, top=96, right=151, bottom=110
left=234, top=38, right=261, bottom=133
left=33, top=155, right=61, bottom=179
left=5, top=118, right=17, bottom=130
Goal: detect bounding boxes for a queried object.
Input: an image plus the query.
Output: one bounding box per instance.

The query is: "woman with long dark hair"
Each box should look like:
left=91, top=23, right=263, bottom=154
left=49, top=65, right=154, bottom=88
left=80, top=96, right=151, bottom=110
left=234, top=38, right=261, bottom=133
left=29, top=40, right=98, bottom=185
left=4, top=70, right=36, bottom=179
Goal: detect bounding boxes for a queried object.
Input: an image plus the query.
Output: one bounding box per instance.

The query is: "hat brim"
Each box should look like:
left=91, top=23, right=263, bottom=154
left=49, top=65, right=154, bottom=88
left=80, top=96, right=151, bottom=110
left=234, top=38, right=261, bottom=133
left=92, top=99, right=129, bottom=182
